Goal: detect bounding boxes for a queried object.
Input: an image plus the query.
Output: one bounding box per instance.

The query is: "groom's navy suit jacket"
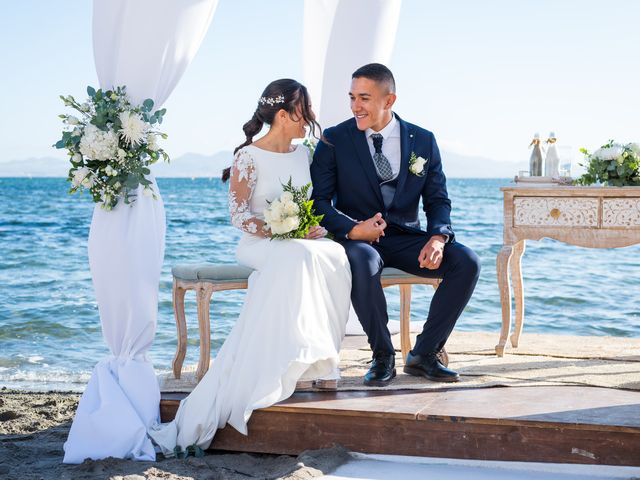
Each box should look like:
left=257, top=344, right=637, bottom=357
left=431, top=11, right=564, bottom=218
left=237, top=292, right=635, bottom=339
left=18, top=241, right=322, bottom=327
left=311, top=114, right=455, bottom=242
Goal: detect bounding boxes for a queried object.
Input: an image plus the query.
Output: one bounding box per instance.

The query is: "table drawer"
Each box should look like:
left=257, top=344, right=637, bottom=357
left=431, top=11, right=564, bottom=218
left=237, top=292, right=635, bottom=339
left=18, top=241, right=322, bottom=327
left=602, top=198, right=640, bottom=227
left=513, top=197, right=598, bottom=227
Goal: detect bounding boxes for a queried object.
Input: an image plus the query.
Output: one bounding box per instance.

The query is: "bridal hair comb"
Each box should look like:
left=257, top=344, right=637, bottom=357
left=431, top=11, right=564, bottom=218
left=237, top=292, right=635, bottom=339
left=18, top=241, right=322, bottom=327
left=258, top=95, right=285, bottom=106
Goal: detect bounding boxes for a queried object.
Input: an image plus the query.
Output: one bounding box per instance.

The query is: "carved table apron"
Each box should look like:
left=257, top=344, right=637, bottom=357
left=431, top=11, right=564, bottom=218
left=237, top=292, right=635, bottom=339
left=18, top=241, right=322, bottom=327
left=495, top=186, right=640, bottom=356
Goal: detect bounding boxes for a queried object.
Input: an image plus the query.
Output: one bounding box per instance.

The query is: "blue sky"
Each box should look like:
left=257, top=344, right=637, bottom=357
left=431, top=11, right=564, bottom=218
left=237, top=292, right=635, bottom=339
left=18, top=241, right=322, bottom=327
left=1, top=0, right=639, bottom=169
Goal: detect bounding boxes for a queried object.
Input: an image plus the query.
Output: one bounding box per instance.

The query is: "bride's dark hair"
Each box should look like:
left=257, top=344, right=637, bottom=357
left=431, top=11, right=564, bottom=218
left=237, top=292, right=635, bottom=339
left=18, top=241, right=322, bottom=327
left=222, top=79, right=324, bottom=182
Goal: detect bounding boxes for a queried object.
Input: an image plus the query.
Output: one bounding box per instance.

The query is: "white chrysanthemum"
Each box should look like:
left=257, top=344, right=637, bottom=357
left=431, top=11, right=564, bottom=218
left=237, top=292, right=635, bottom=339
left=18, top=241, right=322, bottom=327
left=79, top=124, right=118, bottom=161
left=594, top=145, right=624, bottom=161
left=119, top=111, right=147, bottom=146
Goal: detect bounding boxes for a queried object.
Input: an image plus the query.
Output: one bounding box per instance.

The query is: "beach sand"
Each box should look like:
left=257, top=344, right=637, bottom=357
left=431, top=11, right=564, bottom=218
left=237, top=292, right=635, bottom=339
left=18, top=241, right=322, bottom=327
left=0, top=388, right=349, bottom=480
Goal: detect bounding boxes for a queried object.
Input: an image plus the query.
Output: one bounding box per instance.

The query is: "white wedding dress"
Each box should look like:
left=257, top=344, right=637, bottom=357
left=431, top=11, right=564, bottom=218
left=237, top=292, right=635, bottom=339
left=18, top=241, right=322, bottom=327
left=150, top=144, right=351, bottom=454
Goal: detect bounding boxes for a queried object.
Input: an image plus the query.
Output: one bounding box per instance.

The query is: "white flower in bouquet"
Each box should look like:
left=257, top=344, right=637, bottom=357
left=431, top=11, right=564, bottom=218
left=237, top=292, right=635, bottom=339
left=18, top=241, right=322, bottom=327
left=116, top=148, right=127, bottom=163
left=146, top=133, right=159, bottom=152
left=594, top=145, right=624, bottom=162
left=72, top=167, right=90, bottom=188
left=104, top=165, right=118, bottom=176
left=81, top=174, right=95, bottom=188
left=118, top=111, right=147, bottom=146
left=263, top=178, right=323, bottom=239
left=143, top=186, right=154, bottom=197
left=79, top=124, right=118, bottom=161
left=56, top=85, right=170, bottom=209
left=628, top=143, right=640, bottom=155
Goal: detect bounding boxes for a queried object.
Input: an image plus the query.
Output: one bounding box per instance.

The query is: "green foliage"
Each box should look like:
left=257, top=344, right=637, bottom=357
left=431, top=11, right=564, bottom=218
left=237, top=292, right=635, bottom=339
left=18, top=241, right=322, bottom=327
left=574, top=140, right=640, bottom=187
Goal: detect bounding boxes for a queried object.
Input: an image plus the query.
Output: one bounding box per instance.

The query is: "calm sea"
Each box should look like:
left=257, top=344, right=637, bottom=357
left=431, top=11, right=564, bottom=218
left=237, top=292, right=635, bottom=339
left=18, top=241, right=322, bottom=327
left=1, top=177, right=638, bottom=391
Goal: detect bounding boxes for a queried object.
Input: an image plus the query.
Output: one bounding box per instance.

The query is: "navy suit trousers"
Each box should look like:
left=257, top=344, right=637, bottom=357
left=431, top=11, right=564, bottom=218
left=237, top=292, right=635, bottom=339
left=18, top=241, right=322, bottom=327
left=339, top=226, right=480, bottom=357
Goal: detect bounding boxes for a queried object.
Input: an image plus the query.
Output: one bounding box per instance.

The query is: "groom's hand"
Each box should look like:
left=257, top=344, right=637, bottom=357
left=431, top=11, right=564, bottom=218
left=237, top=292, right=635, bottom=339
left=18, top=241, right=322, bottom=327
left=348, top=213, right=387, bottom=242
left=419, top=235, right=447, bottom=269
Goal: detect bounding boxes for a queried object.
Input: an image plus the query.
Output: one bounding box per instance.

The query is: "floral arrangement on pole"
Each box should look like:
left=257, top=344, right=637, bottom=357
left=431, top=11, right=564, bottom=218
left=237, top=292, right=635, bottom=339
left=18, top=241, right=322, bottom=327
left=574, top=141, right=640, bottom=187
left=263, top=177, right=323, bottom=239
left=54, top=86, right=169, bottom=210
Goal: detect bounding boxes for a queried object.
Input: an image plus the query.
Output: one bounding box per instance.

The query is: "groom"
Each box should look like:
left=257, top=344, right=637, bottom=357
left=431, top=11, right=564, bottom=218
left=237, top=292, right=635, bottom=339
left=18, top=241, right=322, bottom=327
left=311, top=63, right=480, bottom=386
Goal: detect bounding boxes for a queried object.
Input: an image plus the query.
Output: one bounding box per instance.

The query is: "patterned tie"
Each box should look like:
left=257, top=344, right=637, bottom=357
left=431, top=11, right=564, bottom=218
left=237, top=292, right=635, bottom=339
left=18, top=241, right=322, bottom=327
left=371, top=133, right=394, bottom=182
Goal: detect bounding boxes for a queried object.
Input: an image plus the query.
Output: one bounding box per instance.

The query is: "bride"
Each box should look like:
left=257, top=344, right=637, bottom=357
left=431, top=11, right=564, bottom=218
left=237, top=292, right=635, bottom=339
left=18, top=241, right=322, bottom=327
left=150, top=79, right=351, bottom=454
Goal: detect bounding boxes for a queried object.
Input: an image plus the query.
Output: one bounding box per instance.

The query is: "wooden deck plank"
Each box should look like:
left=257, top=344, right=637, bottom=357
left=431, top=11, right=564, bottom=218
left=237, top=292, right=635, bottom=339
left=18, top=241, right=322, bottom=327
left=160, top=386, right=640, bottom=466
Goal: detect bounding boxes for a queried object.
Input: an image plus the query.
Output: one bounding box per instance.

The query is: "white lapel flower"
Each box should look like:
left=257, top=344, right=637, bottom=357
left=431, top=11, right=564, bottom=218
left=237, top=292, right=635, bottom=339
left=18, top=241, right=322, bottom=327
left=409, top=152, right=428, bottom=176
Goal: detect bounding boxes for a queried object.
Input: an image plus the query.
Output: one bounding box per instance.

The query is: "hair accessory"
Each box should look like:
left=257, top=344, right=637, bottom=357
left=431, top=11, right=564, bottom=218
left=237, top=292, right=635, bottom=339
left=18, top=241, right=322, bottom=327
left=258, top=95, right=285, bottom=107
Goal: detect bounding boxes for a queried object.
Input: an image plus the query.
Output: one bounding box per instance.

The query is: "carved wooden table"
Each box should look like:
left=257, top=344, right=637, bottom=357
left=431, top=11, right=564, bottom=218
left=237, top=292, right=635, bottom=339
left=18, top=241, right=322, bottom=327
left=495, top=186, right=640, bottom=356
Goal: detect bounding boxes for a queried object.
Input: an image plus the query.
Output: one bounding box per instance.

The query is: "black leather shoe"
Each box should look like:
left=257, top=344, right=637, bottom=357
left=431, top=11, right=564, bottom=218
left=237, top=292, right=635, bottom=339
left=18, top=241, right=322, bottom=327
left=403, top=351, right=459, bottom=382
left=364, top=352, right=396, bottom=386
left=436, top=347, right=449, bottom=367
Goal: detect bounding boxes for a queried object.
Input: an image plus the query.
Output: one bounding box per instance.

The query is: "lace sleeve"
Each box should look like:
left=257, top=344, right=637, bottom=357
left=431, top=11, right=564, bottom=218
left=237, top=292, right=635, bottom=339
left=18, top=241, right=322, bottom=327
left=228, top=149, right=269, bottom=237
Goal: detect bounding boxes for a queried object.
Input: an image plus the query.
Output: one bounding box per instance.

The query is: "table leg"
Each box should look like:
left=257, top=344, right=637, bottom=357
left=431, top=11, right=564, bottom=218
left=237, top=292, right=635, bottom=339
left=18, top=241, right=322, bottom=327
left=495, top=245, right=514, bottom=356
left=510, top=240, right=526, bottom=348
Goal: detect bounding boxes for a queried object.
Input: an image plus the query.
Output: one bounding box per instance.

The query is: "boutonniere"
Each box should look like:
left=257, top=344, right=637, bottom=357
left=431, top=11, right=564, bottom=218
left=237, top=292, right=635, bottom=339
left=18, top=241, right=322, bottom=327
left=409, top=152, right=428, bottom=176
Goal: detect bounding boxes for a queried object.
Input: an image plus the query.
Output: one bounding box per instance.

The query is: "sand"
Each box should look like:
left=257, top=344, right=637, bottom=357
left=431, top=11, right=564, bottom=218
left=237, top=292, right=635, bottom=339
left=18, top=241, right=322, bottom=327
left=0, top=388, right=350, bottom=480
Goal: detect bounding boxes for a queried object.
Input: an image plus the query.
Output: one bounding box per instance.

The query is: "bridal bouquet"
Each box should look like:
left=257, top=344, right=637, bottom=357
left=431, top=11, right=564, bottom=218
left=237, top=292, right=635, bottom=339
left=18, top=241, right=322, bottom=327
left=574, top=141, right=640, bottom=187
left=54, top=85, right=169, bottom=210
left=263, top=178, right=323, bottom=239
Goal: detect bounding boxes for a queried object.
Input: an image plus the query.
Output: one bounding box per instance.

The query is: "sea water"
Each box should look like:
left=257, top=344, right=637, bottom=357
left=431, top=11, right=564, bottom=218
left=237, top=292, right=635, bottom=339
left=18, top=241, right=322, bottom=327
left=0, top=177, right=638, bottom=391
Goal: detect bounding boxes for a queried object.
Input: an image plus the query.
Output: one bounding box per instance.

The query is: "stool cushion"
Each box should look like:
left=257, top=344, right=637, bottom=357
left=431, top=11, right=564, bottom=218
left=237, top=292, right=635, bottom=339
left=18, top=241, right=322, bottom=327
left=172, top=264, right=254, bottom=283
left=172, top=264, right=423, bottom=283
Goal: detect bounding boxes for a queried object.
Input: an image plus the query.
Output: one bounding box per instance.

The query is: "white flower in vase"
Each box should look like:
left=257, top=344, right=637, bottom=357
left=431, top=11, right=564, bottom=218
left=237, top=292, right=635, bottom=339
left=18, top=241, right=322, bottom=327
left=594, top=145, right=624, bottom=161
left=119, top=111, right=147, bottom=146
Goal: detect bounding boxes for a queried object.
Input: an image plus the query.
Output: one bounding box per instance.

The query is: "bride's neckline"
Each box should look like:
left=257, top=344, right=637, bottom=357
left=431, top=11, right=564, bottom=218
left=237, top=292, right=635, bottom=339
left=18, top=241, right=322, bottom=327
left=247, top=144, right=299, bottom=155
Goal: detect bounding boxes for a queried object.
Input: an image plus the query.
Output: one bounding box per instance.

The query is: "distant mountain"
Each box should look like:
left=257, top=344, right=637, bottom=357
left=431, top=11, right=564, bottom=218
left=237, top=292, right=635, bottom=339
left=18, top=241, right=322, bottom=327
left=0, top=151, right=234, bottom=178
left=0, top=156, right=69, bottom=177
left=153, top=151, right=233, bottom=178
left=442, top=151, right=526, bottom=178
left=0, top=150, right=524, bottom=178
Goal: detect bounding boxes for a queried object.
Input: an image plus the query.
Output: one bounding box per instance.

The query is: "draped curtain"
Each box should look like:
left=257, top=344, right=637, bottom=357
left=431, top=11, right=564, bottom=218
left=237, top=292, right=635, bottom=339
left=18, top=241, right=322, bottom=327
left=63, top=0, right=218, bottom=464
left=304, top=0, right=403, bottom=335
left=303, top=0, right=402, bottom=127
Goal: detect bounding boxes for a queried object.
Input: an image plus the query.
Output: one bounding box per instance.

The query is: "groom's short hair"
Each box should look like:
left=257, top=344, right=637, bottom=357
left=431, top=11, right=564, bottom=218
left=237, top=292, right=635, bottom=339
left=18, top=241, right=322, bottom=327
left=352, top=63, right=396, bottom=94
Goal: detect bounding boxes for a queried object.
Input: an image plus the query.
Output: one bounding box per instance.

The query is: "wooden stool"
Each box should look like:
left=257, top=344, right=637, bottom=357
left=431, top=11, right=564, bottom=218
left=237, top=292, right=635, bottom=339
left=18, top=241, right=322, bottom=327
left=171, top=264, right=441, bottom=380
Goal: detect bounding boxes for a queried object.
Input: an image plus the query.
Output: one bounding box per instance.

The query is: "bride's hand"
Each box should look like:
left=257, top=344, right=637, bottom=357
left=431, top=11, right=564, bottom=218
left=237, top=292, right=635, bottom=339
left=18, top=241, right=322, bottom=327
left=305, top=226, right=327, bottom=240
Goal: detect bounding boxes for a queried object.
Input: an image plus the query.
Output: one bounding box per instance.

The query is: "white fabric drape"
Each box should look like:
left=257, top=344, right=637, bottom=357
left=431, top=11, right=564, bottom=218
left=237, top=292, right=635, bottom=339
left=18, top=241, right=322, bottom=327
left=303, top=0, right=402, bottom=127
left=304, top=0, right=403, bottom=335
left=63, top=0, right=218, bottom=464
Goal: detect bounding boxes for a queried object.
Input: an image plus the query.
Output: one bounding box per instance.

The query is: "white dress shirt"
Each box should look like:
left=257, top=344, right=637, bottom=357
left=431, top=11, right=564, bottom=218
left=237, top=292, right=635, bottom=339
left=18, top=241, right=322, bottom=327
left=365, top=113, right=401, bottom=178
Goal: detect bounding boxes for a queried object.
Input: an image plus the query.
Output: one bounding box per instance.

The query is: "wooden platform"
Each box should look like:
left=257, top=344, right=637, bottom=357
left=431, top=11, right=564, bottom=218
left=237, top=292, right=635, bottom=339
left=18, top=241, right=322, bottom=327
left=160, top=385, right=640, bottom=466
